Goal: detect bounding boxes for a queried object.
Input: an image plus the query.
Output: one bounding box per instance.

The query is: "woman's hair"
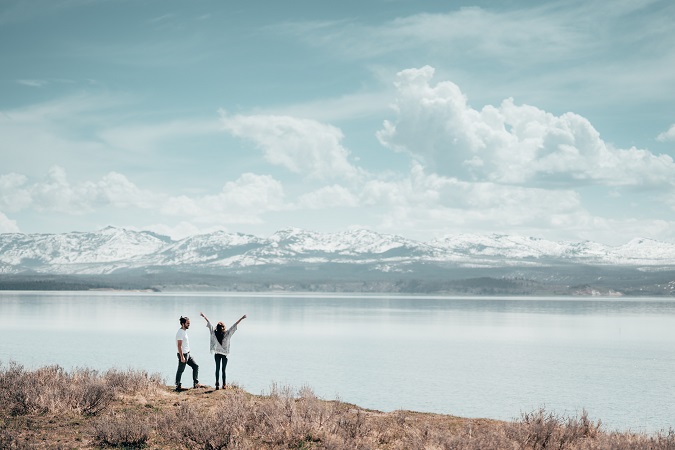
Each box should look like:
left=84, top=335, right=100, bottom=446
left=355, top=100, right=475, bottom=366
left=215, top=322, right=225, bottom=345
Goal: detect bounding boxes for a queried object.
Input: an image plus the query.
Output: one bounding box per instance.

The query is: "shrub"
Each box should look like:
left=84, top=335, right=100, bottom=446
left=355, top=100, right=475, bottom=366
left=93, top=410, right=152, bottom=448
left=507, top=408, right=604, bottom=450
left=103, top=368, right=164, bottom=394
left=159, top=398, right=249, bottom=449
left=0, top=362, right=162, bottom=416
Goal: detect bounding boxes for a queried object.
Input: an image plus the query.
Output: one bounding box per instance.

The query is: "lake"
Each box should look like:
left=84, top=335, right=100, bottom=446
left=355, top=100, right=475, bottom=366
left=1, top=291, right=674, bottom=432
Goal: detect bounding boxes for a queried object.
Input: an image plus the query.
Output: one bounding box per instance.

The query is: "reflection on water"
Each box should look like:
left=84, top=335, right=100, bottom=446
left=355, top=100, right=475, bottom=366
left=2, top=291, right=674, bottom=432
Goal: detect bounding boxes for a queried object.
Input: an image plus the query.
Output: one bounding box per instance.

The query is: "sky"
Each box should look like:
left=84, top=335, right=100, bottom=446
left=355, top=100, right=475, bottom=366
left=1, top=0, right=675, bottom=245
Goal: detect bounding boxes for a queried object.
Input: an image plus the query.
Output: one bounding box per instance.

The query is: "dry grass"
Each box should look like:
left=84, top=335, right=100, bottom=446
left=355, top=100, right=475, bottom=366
left=0, top=362, right=673, bottom=449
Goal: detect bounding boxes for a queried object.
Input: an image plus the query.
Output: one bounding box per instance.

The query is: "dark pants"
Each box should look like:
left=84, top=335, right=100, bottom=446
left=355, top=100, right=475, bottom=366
left=176, top=352, right=199, bottom=387
left=215, top=354, right=228, bottom=386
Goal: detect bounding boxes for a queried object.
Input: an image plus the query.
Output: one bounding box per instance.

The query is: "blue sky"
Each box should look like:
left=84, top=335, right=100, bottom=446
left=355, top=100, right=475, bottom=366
left=1, top=0, right=675, bottom=245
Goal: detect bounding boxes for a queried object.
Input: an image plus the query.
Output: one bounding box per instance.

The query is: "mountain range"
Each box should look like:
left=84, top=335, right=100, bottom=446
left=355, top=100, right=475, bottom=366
left=1, top=226, right=674, bottom=295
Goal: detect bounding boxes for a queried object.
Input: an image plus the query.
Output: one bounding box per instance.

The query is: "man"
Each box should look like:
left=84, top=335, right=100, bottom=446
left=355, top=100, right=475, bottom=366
left=175, top=316, right=202, bottom=391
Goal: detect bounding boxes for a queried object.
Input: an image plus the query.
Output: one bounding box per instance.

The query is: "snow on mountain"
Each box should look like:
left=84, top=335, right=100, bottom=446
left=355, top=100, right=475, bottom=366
left=608, top=238, right=675, bottom=264
left=264, top=228, right=430, bottom=257
left=1, top=226, right=675, bottom=275
left=433, top=234, right=570, bottom=259
left=0, top=227, right=168, bottom=268
left=432, top=233, right=623, bottom=264
left=150, top=231, right=265, bottom=266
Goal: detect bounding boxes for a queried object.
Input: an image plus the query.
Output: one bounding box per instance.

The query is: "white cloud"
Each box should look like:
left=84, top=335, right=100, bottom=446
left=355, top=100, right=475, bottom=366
left=359, top=163, right=582, bottom=233
left=0, top=173, right=32, bottom=211
left=0, top=211, right=20, bottom=233
left=16, top=79, right=48, bottom=87
left=219, top=111, right=361, bottom=180
left=0, top=166, right=159, bottom=214
left=161, top=172, right=287, bottom=224
left=377, top=66, right=675, bottom=188
left=282, top=6, right=587, bottom=63
left=657, top=124, right=675, bottom=143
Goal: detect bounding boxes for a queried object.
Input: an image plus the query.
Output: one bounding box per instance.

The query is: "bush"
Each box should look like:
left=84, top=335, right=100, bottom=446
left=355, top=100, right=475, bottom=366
left=159, top=401, right=247, bottom=450
left=0, top=362, right=162, bottom=416
left=93, top=410, right=152, bottom=448
left=508, top=408, right=602, bottom=450
left=103, top=367, right=164, bottom=394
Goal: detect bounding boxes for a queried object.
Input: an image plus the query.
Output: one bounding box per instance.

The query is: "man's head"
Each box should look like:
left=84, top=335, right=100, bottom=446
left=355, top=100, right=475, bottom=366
left=180, top=316, right=190, bottom=329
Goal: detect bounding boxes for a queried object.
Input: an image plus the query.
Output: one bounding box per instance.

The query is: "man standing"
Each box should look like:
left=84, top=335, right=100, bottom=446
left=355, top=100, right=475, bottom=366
left=175, top=316, right=201, bottom=391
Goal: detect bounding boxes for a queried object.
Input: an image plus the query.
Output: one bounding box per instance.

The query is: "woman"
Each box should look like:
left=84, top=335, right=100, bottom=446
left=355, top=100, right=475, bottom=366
left=200, top=311, right=247, bottom=390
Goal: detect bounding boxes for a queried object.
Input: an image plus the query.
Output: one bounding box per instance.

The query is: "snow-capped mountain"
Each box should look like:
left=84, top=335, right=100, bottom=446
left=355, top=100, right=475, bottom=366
left=1, top=227, right=675, bottom=276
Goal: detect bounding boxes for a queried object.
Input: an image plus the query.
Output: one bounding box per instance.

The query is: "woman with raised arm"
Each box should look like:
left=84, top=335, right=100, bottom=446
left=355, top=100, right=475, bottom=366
left=200, top=311, right=247, bottom=390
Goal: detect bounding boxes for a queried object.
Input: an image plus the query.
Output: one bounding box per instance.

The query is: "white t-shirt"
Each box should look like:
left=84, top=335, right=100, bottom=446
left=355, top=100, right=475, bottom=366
left=176, top=328, right=190, bottom=353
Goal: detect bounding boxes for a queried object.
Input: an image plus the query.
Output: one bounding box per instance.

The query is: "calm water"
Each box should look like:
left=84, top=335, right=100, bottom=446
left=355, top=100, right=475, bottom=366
left=2, top=291, right=674, bottom=432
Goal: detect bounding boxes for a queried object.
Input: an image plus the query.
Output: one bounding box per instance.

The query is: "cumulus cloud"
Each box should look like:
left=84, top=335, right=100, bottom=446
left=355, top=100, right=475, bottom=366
left=161, top=172, right=287, bottom=224
left=0, top=211, right=20, bottom=233
left=359, top=163, right=582, bottom=234
left=0, top=173, right=32, bottom=211
left=377, top=66, right=675, bottom=188
left=657, top=124, right=675, bottom=143
left=0, top=166, right=159, bottom=214
left=0, top=167, right=291, bottom=231
left=219, top=111, right=361, bottom=180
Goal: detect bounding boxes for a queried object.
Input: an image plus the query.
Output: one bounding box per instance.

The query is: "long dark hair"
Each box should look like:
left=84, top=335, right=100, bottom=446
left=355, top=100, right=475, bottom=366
left=215, top=322, right=225, bottom=345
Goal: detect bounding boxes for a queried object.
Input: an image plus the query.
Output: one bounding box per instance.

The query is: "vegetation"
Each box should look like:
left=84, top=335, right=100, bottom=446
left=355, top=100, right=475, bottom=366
left=0, top=363, right=673, bottom=449
left=2, top=262, right=675, bottom=295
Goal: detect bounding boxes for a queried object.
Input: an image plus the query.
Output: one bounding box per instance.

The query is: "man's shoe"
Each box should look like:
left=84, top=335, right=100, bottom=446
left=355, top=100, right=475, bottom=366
left=215, top=384, right=220, bottom=390
left=193, top=383, right=205, bottom=389
left=175, top=385, right=186, bottom=392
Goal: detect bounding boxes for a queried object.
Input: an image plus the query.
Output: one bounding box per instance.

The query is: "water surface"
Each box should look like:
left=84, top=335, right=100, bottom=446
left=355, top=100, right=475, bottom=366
left=2, top=291, right=674, bottom=432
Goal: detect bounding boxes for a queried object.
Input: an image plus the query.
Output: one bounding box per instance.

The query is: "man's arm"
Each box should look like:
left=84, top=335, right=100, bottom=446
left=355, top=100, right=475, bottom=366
left=177, top=339, right=185, bottom=362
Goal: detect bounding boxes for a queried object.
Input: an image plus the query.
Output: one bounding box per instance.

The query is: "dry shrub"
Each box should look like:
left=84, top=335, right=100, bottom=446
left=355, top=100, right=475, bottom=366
left=0, top=362, right=162, bottom=417
left=159, top=392, right=250, bottom=450
left=2, top=364, right=113, bottom=415
left=156, top=384, right=377, bottom=449
left=508, top=408, right=602, bottom=450
left=93, top=409, right=152, bottom=448
left=591, top=429, right=675, bottom=450
left=251, top=384, right=337, bottom=447
left=103, top=367, right=164, bottom=395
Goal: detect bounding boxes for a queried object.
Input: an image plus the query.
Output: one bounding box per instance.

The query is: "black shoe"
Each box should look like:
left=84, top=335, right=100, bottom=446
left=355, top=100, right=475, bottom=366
left=215, top=384, right=220, bottom=390
left=175, top=385, right=185, bottom=392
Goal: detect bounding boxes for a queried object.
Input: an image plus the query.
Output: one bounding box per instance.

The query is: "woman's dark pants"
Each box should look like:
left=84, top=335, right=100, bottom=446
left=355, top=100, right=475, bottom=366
left=214, top=354, right=228, bottom=386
